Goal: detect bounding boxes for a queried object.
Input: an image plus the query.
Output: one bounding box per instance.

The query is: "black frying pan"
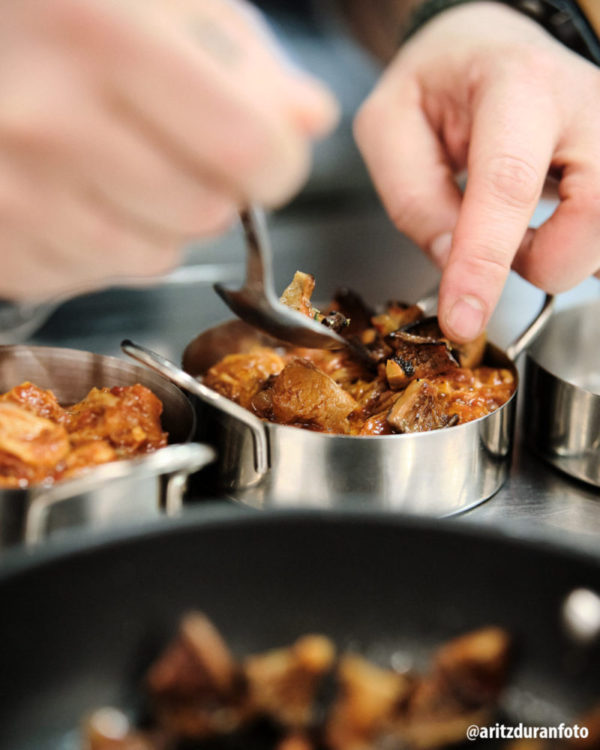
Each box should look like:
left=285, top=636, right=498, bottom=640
left=0, top=508, right=598, bottom=750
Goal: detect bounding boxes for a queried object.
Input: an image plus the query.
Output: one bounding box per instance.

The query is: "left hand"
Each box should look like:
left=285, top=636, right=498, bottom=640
left=354, top=1, right=600, bottom=342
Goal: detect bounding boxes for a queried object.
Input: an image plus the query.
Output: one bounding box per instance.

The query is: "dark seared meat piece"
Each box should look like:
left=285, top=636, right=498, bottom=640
left=385, top=331, right=458, bottom=389
left=387, top=380, right=455, bottom=433
left=403, top=317, right=487, bottom=369
left=147, top=613, right=250, bottom=739
left=147, top=613, right=239, bottom=701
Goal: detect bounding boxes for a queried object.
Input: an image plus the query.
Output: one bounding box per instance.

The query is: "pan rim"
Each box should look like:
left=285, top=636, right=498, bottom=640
left=1, top=505, right=598, bottom=585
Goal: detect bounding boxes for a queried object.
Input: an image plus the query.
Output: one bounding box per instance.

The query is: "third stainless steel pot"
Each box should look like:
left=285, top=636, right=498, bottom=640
left=524, top=298, right=600, bottom=487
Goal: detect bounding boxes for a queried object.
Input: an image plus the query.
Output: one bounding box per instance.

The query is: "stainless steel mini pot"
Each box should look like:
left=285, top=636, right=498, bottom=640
left=0, top=345, right=213, bottom=549
left=126, top=296, right=553, bottom=516
left=524, top=298, right=600, bottom=487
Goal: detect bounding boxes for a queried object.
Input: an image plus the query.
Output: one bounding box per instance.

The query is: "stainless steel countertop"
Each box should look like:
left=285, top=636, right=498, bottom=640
left=27, top=200, right=600, bottom=554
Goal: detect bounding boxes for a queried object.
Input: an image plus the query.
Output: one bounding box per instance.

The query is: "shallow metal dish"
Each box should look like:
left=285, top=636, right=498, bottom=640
left=175, top=296, right=554, bottom=516
left=524, top=298, right=600, bottom=487
left=0, top=345, right=213, bottom=549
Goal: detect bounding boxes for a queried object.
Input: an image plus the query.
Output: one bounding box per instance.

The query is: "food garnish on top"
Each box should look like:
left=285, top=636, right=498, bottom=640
left=203, top=272, right=515, bottom=436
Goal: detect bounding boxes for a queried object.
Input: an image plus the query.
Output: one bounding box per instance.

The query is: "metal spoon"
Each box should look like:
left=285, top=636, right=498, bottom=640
left=214, top=206, right=365, bottom=352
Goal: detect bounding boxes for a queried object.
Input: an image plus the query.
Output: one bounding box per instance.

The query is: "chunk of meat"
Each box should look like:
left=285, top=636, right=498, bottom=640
left=147, top=612, right=239, bottom=701
left=0, top=381, right=67, bottom=422
left=204, top=348, right=285, bottom=409
left=66, top=384, right=167, bottom=456
left=387, top=380, right=454, bottom=434
left=261, top=359, right=357, bottom=433
left=147, top=612, right=249, bottom=739
left=402, top=318, right=487, bottom=369
left=385, top=332, right=458, bottom=390
left=0, top=403, right=69, bottom=471
left=244, top=635, right=336, bottom=729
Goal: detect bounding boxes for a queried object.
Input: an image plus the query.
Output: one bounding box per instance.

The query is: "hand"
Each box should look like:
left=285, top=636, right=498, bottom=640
left=0, top=0, right=338, bottom=301
left=354, top=1, right=600, bottom=342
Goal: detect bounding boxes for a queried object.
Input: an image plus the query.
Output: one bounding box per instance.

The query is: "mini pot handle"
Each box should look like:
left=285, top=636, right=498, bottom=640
left=24, top=443, right=214, bottom=547
left=121, top=339, right=269, bottom=478
left=505, top=293, right=554, bottom=361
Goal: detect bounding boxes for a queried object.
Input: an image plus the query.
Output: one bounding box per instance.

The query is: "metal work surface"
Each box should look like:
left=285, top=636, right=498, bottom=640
left=27, top=202, right=600, bottom=554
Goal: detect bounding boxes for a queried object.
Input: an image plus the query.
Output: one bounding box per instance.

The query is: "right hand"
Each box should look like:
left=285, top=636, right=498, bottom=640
left=0, top=0, right=338, bottom=301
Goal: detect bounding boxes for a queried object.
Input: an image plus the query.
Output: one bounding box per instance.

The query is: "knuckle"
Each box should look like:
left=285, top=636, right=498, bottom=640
left=483, top=153, right=542, bottom=209
left=459, top=245, right=512, bottom=283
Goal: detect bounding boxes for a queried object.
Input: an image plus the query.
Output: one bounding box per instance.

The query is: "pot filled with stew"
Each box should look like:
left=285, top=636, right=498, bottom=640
left=126, top=273, right=553, bottom=515
left=0, top=345, right=213, bottom=549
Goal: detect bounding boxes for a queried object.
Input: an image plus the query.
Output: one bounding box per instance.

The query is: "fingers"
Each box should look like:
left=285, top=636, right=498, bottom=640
left=76, top=0, right=334, bottom=207
left=62, top=105, right=238, bottom=239
left=0, top=63, right=238, bottom=240
left=513, top=162, right=600, bottom=291
left=0, top=157, right=183, bottom=301
left=437, top=84, right=558, bottom=342
left=354, top=72, right=462, bottom=267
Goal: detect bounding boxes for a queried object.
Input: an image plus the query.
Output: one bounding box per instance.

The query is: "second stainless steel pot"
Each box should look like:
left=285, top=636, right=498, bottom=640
left=126, top=295, right=553, bottom=516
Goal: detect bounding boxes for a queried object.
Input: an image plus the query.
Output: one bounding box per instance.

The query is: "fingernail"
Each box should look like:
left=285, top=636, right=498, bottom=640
left=430, top=232, right=453, bottom=266
left=445, top=295, right=486, bottom=341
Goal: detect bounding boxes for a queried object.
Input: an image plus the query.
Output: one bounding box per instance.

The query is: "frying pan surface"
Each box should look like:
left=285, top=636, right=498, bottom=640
left=0, top=507, right=598, bottom=749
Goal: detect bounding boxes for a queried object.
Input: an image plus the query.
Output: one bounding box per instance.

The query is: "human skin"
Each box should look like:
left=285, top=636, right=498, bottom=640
left=353, top=2, right=600, bottom=342
left=0, top=0, right=338, bottom=301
